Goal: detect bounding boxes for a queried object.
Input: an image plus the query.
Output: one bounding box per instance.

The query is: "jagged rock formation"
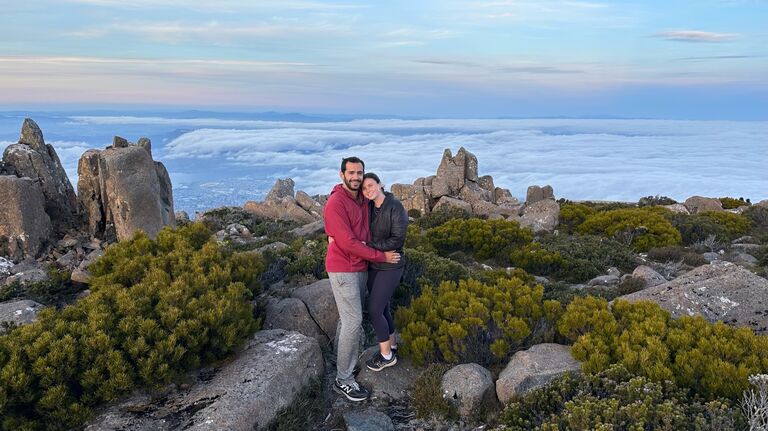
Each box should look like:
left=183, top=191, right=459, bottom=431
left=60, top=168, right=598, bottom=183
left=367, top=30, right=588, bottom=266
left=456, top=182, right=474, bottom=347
left=2, top=119, right=79, bottom=235
left=243, top=178, right=322, bottom=224
left=77, top=136, right=175, bottom=242
left=0, top=176, right=53, bottom=260
left=519, top=186, right=560, bottom=234
left=619, top=261, right=768, bottom=333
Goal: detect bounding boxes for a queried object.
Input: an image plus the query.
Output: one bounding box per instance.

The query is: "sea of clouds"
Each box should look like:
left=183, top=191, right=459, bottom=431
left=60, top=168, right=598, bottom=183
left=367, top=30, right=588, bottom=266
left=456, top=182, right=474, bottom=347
left=3, top=115, right=766, bottom=214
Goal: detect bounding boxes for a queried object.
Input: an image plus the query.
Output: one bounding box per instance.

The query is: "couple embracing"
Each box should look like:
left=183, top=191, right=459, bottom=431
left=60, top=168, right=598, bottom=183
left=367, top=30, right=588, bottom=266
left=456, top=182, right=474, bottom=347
left=324, top=156, right=408, bottom=402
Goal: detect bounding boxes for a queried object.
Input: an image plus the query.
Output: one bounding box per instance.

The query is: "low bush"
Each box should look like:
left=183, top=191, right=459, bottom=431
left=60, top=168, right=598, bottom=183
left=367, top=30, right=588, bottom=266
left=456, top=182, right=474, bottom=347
left=498, top=364, right=744, bottom=430
left=538, top=234, right=638, bottom=283
left=744, top=205, right=768, bottom=238
left=579, top=208, right=681, bottom=251
left=0, top=223, right=263, bottom=430
left=414, top=207, right=472, bottom=229
left=396, top=277, right=561, bottom=366
left=638, top=195, right=677, bottom=207
left=398, top=248, right=469, bottom=307
left=426, top=218, right=533, bottom=263
left=411, top=364, right=457, bottom=420
left=558, top=296, right=768, bottom=400
left=647, top=245, right=708, bottom=267
left=509, top=242, right=564, bottom=276
left=669, top=212, right=752, bottom=245
left=720, top=197, right=750, bottom=210
left=558, top=203, right=596, bottom=234
left=701, top=211, right=752, bottom=241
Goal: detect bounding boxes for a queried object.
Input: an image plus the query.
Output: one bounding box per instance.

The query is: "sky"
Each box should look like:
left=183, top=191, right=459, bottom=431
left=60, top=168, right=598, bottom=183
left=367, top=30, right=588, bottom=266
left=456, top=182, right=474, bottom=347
left=0, top=0, right=766, bottom=119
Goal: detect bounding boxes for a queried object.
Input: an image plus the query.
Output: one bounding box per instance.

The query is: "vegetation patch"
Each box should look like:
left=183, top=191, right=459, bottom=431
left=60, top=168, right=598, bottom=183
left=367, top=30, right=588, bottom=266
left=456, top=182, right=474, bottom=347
left=578, top=207, right=681, bottom=251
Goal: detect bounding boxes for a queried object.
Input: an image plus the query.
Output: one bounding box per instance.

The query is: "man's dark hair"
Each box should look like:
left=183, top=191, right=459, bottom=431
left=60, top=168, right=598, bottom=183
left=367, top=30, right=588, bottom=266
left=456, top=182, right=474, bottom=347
left=341, top=156, right=365, bottom=173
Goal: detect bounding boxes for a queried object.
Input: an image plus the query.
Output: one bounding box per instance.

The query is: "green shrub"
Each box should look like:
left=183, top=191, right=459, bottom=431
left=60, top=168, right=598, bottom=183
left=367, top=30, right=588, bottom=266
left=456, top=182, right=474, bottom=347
left=0, top=223, right=263, bottom=430
left=579, top=208, right=681, bottom=251
left=499, top=364, right=744, bottom=430
left=509, top=242, right=564, bottom=276
left=744, top=205, right=768, bottom=237
left=396, top=277, right=561, bottom=366
left=638, top=195, right=677, bottom=207
left=720, top=197, right=749, bottom=210
left=558, top=296, right=768, bottom=400
left=403, top=224, right=436, bottom=253
left=558, top=203, right=596, bottom=234
left=538, top=234, right=638, bottom=283
left=669, top=212, right=752, bottom=245
left=411, top=364, right=457, bottom=420
left=700, top=211, right=752, bottom=241
left=415, top=207, right=471, bottom=229
left=426, top=218, right=533, bottom=263
left=647, top=245, right=708, bottom=267
left=398, top=248, right=469, bottom=306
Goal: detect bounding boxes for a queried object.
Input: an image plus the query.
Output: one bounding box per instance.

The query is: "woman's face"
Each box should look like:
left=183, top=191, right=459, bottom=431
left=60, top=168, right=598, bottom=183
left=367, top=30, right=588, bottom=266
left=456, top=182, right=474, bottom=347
left=362, top=178, right=383, bottom=200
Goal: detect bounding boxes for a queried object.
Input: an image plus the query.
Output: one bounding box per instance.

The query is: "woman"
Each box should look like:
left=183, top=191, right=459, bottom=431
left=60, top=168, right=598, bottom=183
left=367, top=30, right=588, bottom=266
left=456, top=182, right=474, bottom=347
left=360, top=172, right=408, bottom=371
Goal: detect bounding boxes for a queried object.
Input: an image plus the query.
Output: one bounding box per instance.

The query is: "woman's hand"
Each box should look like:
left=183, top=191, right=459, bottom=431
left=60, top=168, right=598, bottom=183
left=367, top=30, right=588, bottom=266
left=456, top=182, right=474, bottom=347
left=384, top=251, right=401, bottom=264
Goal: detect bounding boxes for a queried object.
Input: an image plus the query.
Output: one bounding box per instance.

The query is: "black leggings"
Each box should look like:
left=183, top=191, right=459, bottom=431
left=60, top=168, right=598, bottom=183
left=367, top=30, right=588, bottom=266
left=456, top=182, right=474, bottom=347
left=367, top=267, right=404, bottom=343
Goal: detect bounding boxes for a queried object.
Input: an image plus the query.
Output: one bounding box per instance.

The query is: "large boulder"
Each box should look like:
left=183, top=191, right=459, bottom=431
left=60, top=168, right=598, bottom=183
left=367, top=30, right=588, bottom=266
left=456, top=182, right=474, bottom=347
left=519, top=199, right=560, bottom=234
left=432, top=196, right=472, bottom=214
left=291, top=278, right=337, bottom=340
left=631, top=265, right=668, bottom=288
left=496, top=343, right=581, bottom=404
left=618, top=261, right=768, bottom=333
left=0, top=176, right=53, bottom=260
left=244, top=179, right=319, bottom=224
left=391, top=183, right=430, bottom=216
left=263, top=297, right=328, bottom=348
left=2, top=119, right=78, bottom=234
left=343, top=409, right=395, bottom=431
left=431, top=148, right=471, bottom=198
left=265, top=178, right=295, bottom=203
left=295, top=190, right=323, bottom=218
left=86, top=330, right=324, bottom=431
left=77, top=140, right=175, bottom=242
left=684, top=196, right=724, bottom=214
left=526, top=185, right=554, bottom=204
left=441, top=363, right=495, bottom=418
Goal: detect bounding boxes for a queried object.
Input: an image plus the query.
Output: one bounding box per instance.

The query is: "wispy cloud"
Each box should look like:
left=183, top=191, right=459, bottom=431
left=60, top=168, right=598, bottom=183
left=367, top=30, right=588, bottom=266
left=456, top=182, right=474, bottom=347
left=0, top=56, right=315, bottom=68
left=63, top=0, right=366, bottom=11
left=674, top=55, right=758, bottom=61
left=654, top=30, right=739, bottom=43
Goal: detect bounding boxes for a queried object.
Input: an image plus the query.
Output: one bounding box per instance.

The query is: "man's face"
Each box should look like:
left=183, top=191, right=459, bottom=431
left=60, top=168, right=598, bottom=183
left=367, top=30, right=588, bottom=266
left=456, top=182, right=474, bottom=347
left=340, top=162, right=364, bottom=192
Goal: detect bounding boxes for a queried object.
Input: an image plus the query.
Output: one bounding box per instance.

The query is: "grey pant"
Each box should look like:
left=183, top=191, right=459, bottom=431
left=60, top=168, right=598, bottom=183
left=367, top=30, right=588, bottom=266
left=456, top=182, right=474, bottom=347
left=328, top=271, right=367, bottom=384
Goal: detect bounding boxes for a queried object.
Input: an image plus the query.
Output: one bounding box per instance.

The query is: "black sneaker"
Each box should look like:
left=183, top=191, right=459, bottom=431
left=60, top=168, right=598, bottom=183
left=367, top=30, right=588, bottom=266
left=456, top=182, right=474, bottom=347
left=366, top=352, right=397, bottom=371
left=334, top=379, right=370, bottom=402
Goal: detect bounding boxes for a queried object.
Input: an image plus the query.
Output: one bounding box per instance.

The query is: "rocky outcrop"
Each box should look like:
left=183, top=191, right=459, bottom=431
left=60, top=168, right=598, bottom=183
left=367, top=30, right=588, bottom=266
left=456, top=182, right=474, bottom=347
left=357, top=346, right=422, bottom=402
left=0, top=299, right=43, bottom=332
left=390, top=147, right=522, bottom=219
left=2, top=119, right=79, bottom=235
left=496, top=343, right=581, bottom=404
left=526, top=185, right=554, bottom=205
left=77, top=138, right=175, bottom=242
left=244, top=178, right=321, bottom=224
left=520, top=198, right=560, bottom=234
left=263, top=297, right=328, bottom=348
left=441, top=363, right=495, bottom=418
left=0, top=176, right=53, bottom=260
left=86, top=330, right=324, bottom=431
left=343, top=409, right=395, bottom=431
left=618, top=261, right=768, bottom=333
left=684, top=196, right=724, bottom=214
left=631, top=265, right=668, bottom=288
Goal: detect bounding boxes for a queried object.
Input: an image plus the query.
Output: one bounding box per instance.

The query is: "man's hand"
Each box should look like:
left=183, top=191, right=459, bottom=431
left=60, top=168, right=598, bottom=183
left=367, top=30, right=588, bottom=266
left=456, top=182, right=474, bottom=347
left=384, top=251, right=401, bottom=264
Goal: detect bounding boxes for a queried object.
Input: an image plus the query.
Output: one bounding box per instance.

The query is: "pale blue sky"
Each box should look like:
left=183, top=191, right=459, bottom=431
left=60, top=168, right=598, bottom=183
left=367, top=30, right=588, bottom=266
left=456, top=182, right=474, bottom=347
left=1, top=0, right=766, bottom=118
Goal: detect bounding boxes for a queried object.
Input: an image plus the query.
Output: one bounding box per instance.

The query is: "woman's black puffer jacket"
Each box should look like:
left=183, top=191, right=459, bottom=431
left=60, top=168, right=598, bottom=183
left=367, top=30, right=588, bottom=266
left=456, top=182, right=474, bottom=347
left=367, top=191, right=408, bottom=270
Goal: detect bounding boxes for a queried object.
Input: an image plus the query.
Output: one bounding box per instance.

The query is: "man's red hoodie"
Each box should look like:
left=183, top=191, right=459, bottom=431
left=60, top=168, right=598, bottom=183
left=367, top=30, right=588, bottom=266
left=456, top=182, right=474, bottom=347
left=324, top=183, right=387, bottom=272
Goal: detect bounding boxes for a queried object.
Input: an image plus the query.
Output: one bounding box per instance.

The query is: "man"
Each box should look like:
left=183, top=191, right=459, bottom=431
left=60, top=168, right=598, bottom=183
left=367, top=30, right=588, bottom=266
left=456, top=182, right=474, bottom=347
left=324, top=156, right=400, bottom=401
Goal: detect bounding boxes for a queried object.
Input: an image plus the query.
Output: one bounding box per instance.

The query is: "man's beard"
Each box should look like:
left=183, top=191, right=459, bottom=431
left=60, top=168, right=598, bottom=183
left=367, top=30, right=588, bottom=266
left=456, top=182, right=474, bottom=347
left=344, top=177, right=361, bottom=191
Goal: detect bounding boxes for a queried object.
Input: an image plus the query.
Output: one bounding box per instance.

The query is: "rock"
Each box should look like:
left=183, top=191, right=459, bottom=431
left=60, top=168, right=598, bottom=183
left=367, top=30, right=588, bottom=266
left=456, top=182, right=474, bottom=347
left=496, top=343, right=581, bottom=404
left=263, top=297, right=328, bottom=348
left=255, top=241, right=289, bottom=254
left=471, top=200, right=520, bottom=219
left=175, top=211, right=190, bottom=223
left=71, top=268, right=92, bottom=285
left=519, top=199, right=560, bottom=234
left=2, top=118, right=79, bottom=234
left=731, top=243, right=762, bottom=252
left=534, top=276, right=550, bottom=285
left=112, top=136, right=129, bottom=148
left=391, top=183, right=430, bottom=216
left=732, top=236, right=758, bottom=245
left=606, top=267, right=621, bottom=277
left=631, top=265, right=667, bottom=288
left=618, top=261, right=768, bottom=333
left=495, top=188, right=519, bottom=205
left=441, top=363, right=495, bottom=418
left=433, top=196, right=472, bottom=214
left=730, top=252, right=758, bottom=266
left=56, top=250, right=76, bottom=268
left=244, top=199, right=317, bottom=224
left=290, top=220, right=325, bottom=237
left=80, top=249, right=104, bottom=270
left=587, top=275, right=620, bottom=287
left=0, top=176, right=53, bottom=260
left=4, top=268, right=49, bottom=286
left=0, top=257, right=12, bottom=275
left=0, top=299, right=43, bottom=330
left=295, top=190, right=323, bottom=217
left=265, top=178, right=295, bottom=203
left=431, top=148, right=468, bottom=198
left=756, top=200, right=768, bottom=208
left=703, top=252, right=720, bottom=262
left=662, top=203, right=690, bottom=214
left=684, top=196, right=724, bottom=214
left=137, top=137, right=152, bottom=156
left=526, top=185, right=554, bottom=204
left=478, top=175, right=495, bottom=194
left=86, top=330, right=323, bottom=431
left=459, top=181, right=493, bottom=206
left=291, top=279, right=337, bottom=341
left=343, top=408, right=395, bottom=431
left=78, top=144, right=175, bottom=242
left=357, top=346, right=423, bottom=402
